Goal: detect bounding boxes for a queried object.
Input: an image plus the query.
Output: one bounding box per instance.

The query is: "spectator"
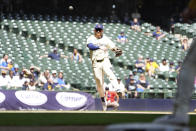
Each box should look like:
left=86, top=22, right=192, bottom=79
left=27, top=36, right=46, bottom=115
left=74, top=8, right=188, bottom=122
left=135, top=55, right=145, bottom=73
left=130, top=18, right=141, bottom=31
left=51, top=70, right=58, bottom=85
left=39, top=70, right=50, bottom=86
left=40, top=48, right=68, bottom=60
left=110, top=10, right=118, bottom=21
left=181, top=37, right=190, bottom=51
left=0, top=71, right=9, bottom=87
left=105, top=87, right=119, bottom=111
left=135, top=74, right=150, bottom=98
left=13, top=72, right=27, bottom=88
left=169, top=17, right=175, bottom=34
left=152, top=26, right=166, bottom=40
left=43, top=78, right=55, bottom=91
left=71, top=48, right=83, bottom=63
left=158, top=59, right=170, bottom=81
left=0, top=54, right=9, bottom=73
left=159, top=59, right=170, bottom=72
left=126, top=78, right=137, bottom=98
left=123, top=12, right=130, bottom=24
left=125, top=71, right=135, bottom=89
left=22, top=81, right=29, bottom=90
left=169, top=62, right=176, bottom=73
left=22, top=68, right=32, bottom=79
left=29, top=66, right=40, bottom=80
left=145, top=57, right=150, bottom=65
left=56, top=72, right=70, bottom=90
left=117, top=32, right=128, bottom=44
left=7, top=59, right=13, bottom=70
left=176, top=61, right=182, bottom=74
left=107, top=82, right=116, bottom=91
left=125, top=70, right=139, bottom=89
left=28, top=79, right=36, bottom=90
left=7, top=70, right=15, bottom=88
left=12, top=64, right=20, bottom=76
left=146, top=59, right=159, bottom=77
left=133, top=69, right=139, bottom=81
left=116, top=78, right=126, bottom=99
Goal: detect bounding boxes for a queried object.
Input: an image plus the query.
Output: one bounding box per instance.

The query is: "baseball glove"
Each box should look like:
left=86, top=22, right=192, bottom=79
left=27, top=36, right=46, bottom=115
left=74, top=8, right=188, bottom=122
left=115, top=48, right=122, bottom=57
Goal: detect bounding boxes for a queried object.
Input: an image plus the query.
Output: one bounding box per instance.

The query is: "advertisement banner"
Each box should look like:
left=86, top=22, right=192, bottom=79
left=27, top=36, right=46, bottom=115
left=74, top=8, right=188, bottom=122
left=0, top=90, right=95, bottom=111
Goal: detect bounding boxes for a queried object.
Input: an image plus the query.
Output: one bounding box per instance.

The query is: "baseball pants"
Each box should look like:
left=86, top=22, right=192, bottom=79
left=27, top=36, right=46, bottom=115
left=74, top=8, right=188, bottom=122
left=92, top=58, right=118, bottom=97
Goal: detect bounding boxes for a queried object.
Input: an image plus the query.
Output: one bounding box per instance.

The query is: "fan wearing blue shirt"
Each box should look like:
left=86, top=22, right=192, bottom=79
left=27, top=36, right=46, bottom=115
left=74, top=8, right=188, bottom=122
left=152, top=26, right=166, bottom=40
left=0, top=54, right=9, bottom=73
left=40, top=48, right=68, bottom=60
left=130, top=18, right=141, bottom=31
left=135, top=74, right=150, bottom=98
left=117, top=32, right=128, bottom=44
left=56, top=72, right=68, bottom=89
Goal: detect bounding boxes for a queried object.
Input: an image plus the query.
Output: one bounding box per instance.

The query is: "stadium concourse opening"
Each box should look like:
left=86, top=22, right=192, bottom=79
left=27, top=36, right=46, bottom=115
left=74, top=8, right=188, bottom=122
left=0, top=0, right=196, bottom=130
left=0, top=0, right=189, bottom=30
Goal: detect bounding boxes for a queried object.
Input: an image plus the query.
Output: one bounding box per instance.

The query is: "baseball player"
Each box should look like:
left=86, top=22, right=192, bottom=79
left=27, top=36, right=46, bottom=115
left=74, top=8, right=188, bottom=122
left=86, top=24, right=122, bottom=111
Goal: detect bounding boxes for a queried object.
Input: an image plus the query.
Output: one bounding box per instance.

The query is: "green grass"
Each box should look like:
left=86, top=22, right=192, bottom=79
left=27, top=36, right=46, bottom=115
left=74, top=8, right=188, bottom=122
left=0, top=112, right=195, bottom=126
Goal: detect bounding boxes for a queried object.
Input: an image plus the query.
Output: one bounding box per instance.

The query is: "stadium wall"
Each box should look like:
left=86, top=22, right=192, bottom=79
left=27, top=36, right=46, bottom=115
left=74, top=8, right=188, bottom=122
left=1, top=90, right=196, bottom=112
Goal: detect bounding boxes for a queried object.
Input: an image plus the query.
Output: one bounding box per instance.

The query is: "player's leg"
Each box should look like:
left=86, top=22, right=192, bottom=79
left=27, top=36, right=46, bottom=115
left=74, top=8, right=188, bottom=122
left=93, top=63, right=106, bottom=110
left=93, top=67, right=104, bottom=97
left=103, top=58, right=118, bottom=90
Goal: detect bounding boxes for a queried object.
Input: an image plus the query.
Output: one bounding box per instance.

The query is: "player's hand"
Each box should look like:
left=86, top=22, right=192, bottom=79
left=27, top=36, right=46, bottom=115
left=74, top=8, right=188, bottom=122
left=114, top=47, right=122, bottom=57
left=100, top=46, right=107, bottom=51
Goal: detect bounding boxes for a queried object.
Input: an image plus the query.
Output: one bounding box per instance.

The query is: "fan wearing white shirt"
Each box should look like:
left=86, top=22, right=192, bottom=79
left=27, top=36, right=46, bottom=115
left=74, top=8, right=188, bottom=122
left=159, top=59, right=169, bottom=72
left=116, top=78, right=126, bottom=99
left=12, top=72, right=28, bottom=89
left=0, top=71, right=9, bottom=87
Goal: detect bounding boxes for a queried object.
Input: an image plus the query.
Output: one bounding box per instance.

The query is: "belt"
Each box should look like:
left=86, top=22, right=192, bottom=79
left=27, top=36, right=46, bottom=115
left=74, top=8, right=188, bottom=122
left=96, top=59, right=104, bottom=62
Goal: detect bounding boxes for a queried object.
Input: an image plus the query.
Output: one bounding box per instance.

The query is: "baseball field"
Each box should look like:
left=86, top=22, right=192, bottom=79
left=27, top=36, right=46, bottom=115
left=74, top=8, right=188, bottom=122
left=0, top=110, right=196, bottom=126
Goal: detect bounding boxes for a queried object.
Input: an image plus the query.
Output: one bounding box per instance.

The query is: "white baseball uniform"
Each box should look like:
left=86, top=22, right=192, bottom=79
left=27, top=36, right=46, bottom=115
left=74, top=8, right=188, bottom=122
left=87, top=35, right=118, bottom=97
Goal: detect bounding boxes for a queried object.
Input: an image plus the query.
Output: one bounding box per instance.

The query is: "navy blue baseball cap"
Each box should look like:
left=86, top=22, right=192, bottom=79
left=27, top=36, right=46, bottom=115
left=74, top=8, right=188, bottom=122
left=95, top=24, right=103, bottom=30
